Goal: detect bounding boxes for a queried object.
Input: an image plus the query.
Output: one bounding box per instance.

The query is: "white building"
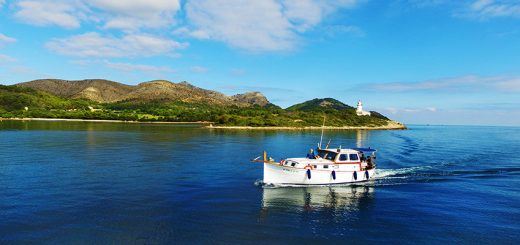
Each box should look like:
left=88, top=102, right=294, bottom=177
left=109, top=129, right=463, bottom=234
left=356, top=100, right=371, bottom=116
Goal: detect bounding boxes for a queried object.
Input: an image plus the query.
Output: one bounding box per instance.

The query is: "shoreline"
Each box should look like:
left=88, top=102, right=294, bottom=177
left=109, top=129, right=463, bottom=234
left=0, top=117, right=212, bottom=124
left=206, top=121, right=407, bottom=130
left=0, top=117, right=407, bottom=130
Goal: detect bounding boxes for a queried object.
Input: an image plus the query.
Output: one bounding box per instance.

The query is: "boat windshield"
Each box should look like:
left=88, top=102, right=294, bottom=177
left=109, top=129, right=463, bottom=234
left=317, top=150, right=337, bottom=161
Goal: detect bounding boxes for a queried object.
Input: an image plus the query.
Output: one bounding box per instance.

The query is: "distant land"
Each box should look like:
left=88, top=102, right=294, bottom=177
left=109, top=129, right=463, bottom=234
left=0, top=79, right=405, bottom=129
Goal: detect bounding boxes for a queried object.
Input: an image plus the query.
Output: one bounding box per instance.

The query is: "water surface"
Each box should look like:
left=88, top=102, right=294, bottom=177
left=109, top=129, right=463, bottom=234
left=0, top=121, right=519, bottom=244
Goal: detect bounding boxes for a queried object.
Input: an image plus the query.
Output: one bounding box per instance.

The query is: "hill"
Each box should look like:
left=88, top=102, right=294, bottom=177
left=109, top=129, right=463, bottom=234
left=17, top=79, right=133, bottom=103
left=0, top=85, right=100, bottom=119
left=18, top=79, right=270, bottom=107
left=286, top=98, right=354, bottom=111
left=231, top=92, right=273, bottom=107
left=1, top=79, right=403, bottom=128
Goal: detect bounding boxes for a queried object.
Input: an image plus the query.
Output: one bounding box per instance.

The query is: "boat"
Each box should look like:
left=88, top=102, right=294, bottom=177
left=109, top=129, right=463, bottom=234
left=252, top=117, right=377, bottom=186
left=254, top=147, right=377, bottom=186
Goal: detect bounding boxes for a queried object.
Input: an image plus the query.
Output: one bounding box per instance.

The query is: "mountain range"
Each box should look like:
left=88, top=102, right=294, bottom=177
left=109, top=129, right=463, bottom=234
left=18, top=79, right=272, bottom=107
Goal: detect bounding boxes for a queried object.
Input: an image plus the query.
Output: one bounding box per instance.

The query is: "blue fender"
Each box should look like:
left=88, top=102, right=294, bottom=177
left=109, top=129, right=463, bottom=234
left=306, top=169, right=311, bottom=179
left=332, top=170, right=336, bottom=180
left=353, top=171, right=357, bottom=180
left=365, top=170, right=370, bottom=179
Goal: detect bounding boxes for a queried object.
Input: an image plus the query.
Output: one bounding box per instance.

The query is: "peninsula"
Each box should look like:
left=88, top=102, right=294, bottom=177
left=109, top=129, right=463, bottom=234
left=0, top=79, right=406, bottom=129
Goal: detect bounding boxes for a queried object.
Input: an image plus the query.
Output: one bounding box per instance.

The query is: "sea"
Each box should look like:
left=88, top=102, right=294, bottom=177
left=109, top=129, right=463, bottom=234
left=0, top=120, right=518, bottom=244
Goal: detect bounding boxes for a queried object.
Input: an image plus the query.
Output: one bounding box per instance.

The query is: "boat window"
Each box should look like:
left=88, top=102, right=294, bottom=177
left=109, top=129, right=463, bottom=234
left=317, top=151, right=327, bottom=158
left=324, top=165, right=329, bottom=169
left=339, top=154, right=348, bottom=161
left=317, top=150, right=338, bottom=161
left=291, top=162, right=296, bottom=167
left=313, top=165, right=317, bottom=169
left=349, top=154, right=359, bottom=161
left=324, top=152, right=337, bottom=161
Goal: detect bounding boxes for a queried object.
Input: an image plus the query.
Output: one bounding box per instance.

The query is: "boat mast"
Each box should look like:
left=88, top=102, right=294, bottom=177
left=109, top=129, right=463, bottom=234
left=319, top=115, right=325, bottom=149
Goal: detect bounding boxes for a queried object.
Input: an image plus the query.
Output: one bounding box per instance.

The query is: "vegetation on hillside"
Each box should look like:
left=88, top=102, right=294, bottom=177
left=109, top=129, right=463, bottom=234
left=0, top=85, right=391, bottom=127
left=286, top=98, right=354, bottom=111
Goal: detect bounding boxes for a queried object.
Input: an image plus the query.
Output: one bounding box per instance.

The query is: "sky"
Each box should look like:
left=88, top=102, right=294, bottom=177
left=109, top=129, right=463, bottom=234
left=0, top=0, right=519, bottom=126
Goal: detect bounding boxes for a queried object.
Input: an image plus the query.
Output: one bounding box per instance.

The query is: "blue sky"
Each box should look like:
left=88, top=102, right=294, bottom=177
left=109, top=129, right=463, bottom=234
left=0, top=0, right=519, bottom=126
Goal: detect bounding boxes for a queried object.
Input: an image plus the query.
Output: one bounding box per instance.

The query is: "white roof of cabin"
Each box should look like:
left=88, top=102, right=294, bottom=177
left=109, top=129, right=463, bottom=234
left=320, top=148, right=359, bottom=154
left=286, top=157, right=334, bottom=164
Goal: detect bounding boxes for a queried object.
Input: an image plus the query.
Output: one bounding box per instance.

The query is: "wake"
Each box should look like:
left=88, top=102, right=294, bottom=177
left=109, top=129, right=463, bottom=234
left=373, top=163, right=520, bottom=185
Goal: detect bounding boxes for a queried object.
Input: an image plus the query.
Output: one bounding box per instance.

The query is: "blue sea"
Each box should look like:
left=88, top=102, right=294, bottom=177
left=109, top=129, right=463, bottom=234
left=0, top=120, right=519, bottom=244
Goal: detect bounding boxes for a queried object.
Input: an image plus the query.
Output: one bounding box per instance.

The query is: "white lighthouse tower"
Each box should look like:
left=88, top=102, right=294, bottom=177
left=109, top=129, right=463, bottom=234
left=356, top=100, right=371, bottom=116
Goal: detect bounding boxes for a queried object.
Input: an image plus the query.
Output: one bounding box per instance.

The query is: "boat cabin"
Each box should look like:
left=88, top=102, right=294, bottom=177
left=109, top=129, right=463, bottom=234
left=317, top=148, right=374, bottom=162
left=324, top=148, right=376, bottom=169
left=317, top=149, right=362, bottom=163
left=269, top=147, right=376, bottom=171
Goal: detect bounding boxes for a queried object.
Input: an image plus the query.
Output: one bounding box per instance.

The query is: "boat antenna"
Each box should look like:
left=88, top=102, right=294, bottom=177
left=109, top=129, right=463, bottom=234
left=319, top=115, right=325, bottom=149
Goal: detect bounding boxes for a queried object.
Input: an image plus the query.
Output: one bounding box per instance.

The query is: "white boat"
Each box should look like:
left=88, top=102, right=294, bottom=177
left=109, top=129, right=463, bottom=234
left=254, top=147, right=377, bottom=186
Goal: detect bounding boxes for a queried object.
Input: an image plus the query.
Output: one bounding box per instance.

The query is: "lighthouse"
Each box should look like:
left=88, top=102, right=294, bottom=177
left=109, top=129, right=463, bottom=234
left=356, top=100, right=371, bottom=116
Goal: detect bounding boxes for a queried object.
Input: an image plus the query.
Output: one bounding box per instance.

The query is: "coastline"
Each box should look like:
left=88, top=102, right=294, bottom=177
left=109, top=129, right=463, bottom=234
left=0, top=117, right=212, bottom=124
left=206, top=121, right=407, bottom=130
left=0, top=117, right=406, bottom=130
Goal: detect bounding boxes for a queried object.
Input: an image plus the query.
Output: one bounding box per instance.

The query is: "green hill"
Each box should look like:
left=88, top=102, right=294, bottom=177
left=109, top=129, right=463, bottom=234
left=286, top=98, right=354, bottom=112
left=0, top=85, right=89, bottom=115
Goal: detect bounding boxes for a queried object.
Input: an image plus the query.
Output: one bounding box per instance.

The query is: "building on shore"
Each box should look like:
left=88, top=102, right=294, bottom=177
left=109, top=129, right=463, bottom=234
left=356, top=100, right=371, bottom=116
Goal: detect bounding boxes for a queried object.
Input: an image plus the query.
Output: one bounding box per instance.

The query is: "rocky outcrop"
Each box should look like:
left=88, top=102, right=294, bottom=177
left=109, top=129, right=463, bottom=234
left=231, top=92, right=270, bottom=107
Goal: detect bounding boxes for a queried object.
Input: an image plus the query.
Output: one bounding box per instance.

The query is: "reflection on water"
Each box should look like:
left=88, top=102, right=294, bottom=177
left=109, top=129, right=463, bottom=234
left=261, top=186, right=374, bottom=213
left=356, top=130, right=369, bottom=148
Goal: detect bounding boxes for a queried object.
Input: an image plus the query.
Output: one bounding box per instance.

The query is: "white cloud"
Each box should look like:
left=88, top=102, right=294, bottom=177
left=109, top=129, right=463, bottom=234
left=495, top=77, right=520, bottom=91
left=282, top=0, right=327, bottom=32
left=13, top=0, right=360, bottom=53
left=409, top=0, right=520, bottom=19
left=14, top=0, right=86, bottom=29
left=190, top=66, right=208, bottom=73
left=0, top=33, right=17, bottom=45
left=467, top=0, right=520, bottom=18
left=46, top=32, right=187, bottom=58
left=0, top=54, right=17, bottom=63
left=13, top=0, right=181, bottom=30
left=182, top=0, right=360, bottom=52
left=283, top=0, right=358, bottom=31
left=366, top=75, right=520, bottom=93
left=183, top=0, right=294, bottom=52
left=104, top=61, right=174, bottom=74
left=381, top=107, right=438, bottom=115
left=90, top=0, right=181, bottom=30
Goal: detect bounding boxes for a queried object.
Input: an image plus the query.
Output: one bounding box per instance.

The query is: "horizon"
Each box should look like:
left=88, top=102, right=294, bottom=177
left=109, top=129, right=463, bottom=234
left=1, top=1, right=519, bottom=126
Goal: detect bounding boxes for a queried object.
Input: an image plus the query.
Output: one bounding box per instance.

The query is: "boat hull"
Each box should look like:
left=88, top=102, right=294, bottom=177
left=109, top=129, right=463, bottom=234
left=263, top=163, right=376, bottom=186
